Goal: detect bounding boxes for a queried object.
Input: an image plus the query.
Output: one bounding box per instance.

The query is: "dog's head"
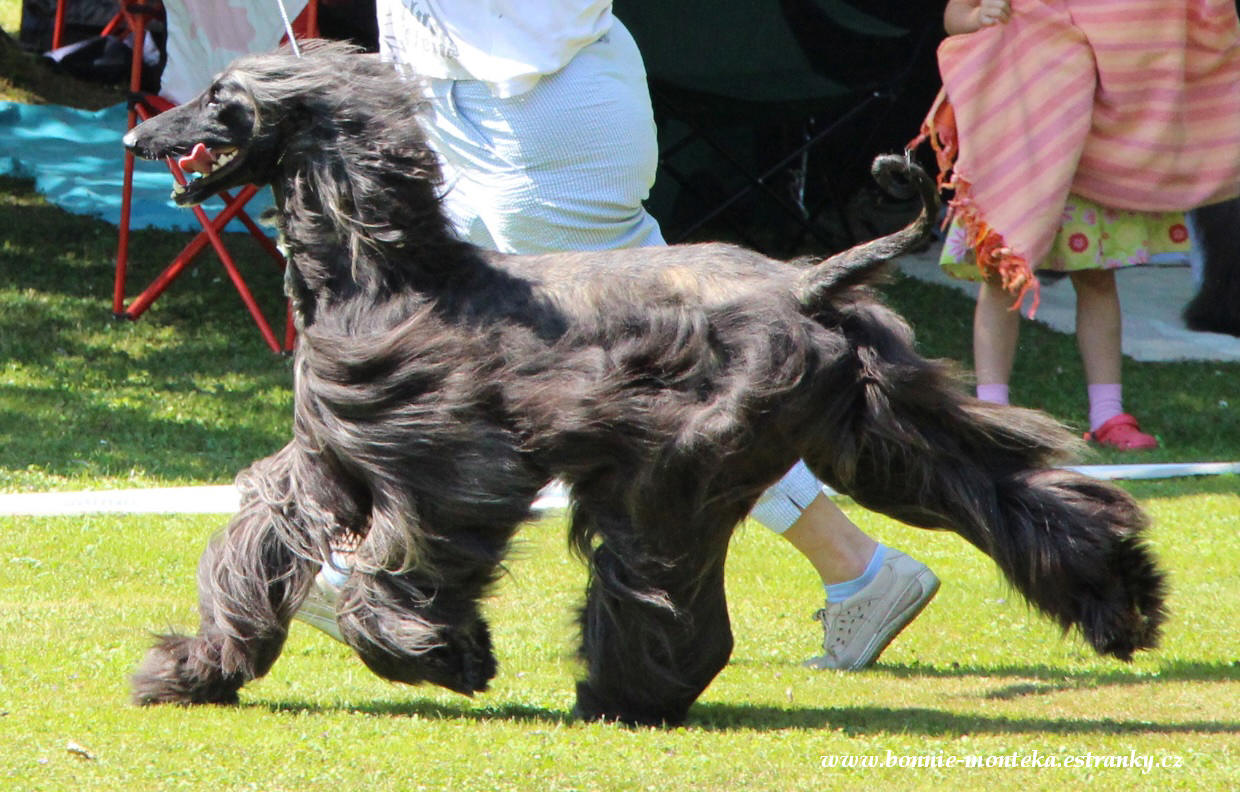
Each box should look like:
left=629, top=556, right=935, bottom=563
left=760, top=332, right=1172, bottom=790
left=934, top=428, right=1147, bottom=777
left=124, top=64, right=286, bottom=207
left=122, top=41, right=398, bottom=208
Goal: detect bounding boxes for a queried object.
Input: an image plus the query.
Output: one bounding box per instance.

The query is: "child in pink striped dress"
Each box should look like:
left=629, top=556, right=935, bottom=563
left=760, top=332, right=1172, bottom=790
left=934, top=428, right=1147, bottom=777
left=926, top=0, right=1240, bottom=450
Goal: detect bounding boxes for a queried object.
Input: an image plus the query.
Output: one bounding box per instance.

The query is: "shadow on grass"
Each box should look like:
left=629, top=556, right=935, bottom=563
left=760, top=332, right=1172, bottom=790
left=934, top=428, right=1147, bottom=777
left=876, top=657, right=1237, bottom=684
left=248, top=697, right=573, bottom=725
left=873, top=658, right=1239, bottom=703
left=687, top=703, right=1240, bottom=735
left=243, top=696, right=1239, bottom=736
left=1, top=176, right=294, bottom=483
left=0, top=382, right=287, bottom=482
left=244, top=658, right=1238, bottom=734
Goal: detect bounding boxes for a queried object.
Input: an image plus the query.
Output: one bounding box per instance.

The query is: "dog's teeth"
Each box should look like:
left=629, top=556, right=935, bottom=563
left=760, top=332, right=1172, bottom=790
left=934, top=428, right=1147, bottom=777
left=215, top=151, right=235, bottom=167
left=172, top=182, right=186, bottom=195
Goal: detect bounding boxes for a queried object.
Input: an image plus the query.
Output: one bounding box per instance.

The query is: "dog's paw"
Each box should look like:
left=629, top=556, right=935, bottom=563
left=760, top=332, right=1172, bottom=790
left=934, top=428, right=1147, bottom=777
left=408, top=618, right=498, bottom=695
left=131, top=633, right=243, bottom=706
left=344, top=610, right=498, bottom=695
left=450, top=618, right=499, bottom=693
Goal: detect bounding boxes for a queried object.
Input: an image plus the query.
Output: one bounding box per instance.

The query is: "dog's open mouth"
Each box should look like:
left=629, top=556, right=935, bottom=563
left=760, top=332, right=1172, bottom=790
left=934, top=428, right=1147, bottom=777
left=171, top=142, right=242, bottom=204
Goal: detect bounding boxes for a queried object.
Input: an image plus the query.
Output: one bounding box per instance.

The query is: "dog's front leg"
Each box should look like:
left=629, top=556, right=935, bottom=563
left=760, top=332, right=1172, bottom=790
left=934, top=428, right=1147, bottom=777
left=132, top=504, right=319, bottom=705
left=334, top=566, right=498, bottom=696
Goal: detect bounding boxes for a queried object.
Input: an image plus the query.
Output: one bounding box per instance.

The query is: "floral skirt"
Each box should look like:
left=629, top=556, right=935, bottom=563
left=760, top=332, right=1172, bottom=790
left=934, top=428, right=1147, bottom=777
left=940, top=193, right=1192, bottom=281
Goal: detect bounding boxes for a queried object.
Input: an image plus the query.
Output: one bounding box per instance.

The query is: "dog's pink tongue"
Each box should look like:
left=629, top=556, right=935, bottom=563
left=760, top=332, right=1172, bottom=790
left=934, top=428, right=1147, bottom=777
left=177, top=142, right=217, bottom=174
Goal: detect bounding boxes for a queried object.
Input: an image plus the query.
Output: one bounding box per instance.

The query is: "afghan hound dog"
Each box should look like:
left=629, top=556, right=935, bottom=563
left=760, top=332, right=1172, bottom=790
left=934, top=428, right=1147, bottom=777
left=124, top=42, right=1165, bottom=726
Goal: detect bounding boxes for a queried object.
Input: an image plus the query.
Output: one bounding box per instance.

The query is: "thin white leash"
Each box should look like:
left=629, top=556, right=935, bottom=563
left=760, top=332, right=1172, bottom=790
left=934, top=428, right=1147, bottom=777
left=275, top=0, right=302, bottom=58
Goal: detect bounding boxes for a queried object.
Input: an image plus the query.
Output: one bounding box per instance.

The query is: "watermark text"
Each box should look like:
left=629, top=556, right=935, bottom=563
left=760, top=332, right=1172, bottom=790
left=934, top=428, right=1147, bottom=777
left=818, top=749, right=1184, bottom=774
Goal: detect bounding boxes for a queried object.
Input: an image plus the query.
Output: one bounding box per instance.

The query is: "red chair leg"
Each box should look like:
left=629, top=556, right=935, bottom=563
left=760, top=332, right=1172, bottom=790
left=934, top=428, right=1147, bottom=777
left=112, top=0, right=313, bottom=353
left=283, top=301, right=297, bottom=353
left=114, top=143, right=138, bottom=316
left=196, top=206, right=283, bottom=353
left=227, top=196, right=284, bottom=265
left=52, top=0, right=67, bottom=50
left=121, top=181, right=285, bottom=352
left=121, top=175, right=252, bottom=319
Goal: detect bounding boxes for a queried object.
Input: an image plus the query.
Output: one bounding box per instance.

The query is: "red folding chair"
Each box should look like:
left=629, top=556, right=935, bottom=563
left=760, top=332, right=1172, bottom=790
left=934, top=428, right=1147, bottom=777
left=112, top=0, right=319, bottom=353
left=51, top=0, right=126, bottom=51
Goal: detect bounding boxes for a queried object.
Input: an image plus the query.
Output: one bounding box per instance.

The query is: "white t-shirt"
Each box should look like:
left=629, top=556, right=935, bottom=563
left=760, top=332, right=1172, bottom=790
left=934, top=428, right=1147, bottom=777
left=375, top=0, right=614, bottom=97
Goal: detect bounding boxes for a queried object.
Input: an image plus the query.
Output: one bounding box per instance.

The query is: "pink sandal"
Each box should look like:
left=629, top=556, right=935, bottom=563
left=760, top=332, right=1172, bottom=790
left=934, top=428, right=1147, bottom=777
left=1085, top=413, right=1158, bottom=451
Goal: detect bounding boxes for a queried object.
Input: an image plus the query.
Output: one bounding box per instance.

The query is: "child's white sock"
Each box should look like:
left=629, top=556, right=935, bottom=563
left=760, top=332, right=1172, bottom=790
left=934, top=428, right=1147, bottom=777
left=976, top=383, right=1010, bottom=404
left=1088, top=383, right=1124, bottom=431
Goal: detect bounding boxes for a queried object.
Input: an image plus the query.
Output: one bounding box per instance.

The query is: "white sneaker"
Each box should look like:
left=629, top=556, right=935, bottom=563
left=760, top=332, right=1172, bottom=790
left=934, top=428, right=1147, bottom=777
left=804, top=549, right=939, bottom=670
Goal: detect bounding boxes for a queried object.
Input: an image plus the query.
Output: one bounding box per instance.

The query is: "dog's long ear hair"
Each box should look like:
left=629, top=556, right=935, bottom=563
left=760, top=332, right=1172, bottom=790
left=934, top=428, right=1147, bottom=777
left=234, top=42, right=461, bottom=298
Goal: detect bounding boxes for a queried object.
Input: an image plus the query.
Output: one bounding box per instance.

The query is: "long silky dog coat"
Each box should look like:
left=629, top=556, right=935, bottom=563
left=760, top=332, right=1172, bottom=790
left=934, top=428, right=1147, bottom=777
left=125, top=43, right=1165, bottom=726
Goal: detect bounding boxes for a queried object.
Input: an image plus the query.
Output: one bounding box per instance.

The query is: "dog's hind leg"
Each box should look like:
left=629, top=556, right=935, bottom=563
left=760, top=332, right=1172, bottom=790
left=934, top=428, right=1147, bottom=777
left=570, top=483, right=743, bottom=726
left=131, top=500, right=319, bottom=705
left=797, top=309, right=1167, bottom=661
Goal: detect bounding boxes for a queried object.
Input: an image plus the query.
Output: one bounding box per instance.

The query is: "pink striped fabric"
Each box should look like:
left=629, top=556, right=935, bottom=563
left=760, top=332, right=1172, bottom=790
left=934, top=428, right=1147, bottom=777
left=917, top=0, right=1240, bottom=309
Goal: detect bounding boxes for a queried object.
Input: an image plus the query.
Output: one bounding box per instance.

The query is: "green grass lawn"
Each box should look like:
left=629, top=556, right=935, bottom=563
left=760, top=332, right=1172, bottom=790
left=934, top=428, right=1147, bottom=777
left=1, top=9, right=1237, bottom=788
left=1, top=484, right=1237, bottom=791
left=1, top=174, right=1236, bottom=792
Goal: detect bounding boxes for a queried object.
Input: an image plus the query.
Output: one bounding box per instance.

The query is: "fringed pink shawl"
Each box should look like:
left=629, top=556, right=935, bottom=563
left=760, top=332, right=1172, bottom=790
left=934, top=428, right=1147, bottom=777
left=914, top=0, right=1240, bottom=312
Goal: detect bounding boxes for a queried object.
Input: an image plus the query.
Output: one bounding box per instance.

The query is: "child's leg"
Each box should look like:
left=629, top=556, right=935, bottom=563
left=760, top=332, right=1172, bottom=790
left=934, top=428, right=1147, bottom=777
left=1070, top=269, right=1157, bottom=448
left=973, top=278, right=1022, bottom=402
left=1070, top=269, right=1122, bottom=393
left=1070, top=269, right=1124, bottom=429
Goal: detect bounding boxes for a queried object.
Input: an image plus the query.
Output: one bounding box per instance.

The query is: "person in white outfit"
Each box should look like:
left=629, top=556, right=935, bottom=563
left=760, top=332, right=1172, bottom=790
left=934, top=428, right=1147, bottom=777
left=298, top=0, right=939, bottom=671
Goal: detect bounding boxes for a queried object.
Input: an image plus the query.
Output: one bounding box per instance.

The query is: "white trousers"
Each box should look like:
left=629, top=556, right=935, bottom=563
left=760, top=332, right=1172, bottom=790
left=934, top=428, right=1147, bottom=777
left=420, top=21, right=665, bottom=253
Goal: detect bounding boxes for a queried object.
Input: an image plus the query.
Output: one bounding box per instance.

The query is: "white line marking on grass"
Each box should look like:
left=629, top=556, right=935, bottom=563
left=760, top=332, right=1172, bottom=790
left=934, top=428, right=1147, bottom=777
left=0, top=465, right=1233, bottom=517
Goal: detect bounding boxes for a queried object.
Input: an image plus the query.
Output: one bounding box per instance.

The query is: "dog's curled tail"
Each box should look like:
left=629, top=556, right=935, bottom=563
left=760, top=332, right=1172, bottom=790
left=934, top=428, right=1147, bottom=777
left=797, top=154, right=940, bottom=311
